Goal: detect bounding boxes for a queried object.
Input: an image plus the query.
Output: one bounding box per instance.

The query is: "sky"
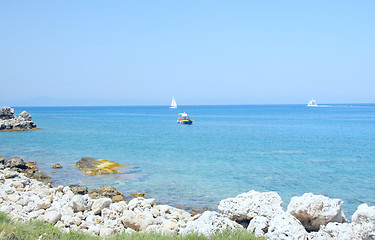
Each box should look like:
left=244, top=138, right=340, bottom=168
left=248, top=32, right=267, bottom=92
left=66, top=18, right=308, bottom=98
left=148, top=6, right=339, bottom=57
left=0, top=1, right=374, bottom=106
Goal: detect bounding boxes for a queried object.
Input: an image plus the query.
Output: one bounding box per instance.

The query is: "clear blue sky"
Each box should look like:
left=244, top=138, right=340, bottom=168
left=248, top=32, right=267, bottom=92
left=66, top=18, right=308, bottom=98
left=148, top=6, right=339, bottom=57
left=1, top=1, right=374, bottom=106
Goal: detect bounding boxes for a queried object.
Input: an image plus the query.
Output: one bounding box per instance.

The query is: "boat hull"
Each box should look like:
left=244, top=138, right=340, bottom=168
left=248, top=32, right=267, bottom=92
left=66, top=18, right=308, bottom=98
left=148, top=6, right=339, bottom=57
left=177, top=120, right=193, bottom=125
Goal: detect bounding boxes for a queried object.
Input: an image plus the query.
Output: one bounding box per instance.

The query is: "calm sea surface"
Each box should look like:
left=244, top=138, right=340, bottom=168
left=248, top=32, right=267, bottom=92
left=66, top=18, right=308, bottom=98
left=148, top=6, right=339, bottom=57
left=1, top=104, right=375, bottom=216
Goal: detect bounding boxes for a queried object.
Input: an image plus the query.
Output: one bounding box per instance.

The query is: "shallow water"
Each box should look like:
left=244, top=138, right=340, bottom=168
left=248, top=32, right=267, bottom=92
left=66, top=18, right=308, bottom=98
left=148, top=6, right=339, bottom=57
left=1, top=104, right=375, bottom=216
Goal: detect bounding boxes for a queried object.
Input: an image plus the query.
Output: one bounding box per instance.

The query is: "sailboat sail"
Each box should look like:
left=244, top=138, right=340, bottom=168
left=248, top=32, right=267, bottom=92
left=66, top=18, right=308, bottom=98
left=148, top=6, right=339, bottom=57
left=170, top=97, right=177, bottom=108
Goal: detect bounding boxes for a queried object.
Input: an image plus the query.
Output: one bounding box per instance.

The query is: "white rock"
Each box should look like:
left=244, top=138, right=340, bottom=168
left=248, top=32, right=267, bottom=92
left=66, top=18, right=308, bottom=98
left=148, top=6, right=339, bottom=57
left=180, top=211, right=243, bottom=236
left=36, top=198, right=52, bottom=210
left=72, top=195, right=92, bottom=212
left=352, top=203, right=375, bottom=224
left=102, top=208, right=118, bottom=220
left=88, top=224, right=100, bottom=235
left=319, top=222, right=355, bottom=240
left=3, top=170, right=19, bottom=179
left=128, top=197, right=144, bottom=211
left=351, top=203, right=375, bottom=239
left=43, top=211, right=62, bottom=224
left=287, top=193, right=346, bottom=231
left=247, top=216, right=269, bottom=237
left=266, top=212, right=307, bottom=240
left=100, top=227, right=114, bottom=236
left=218, top=190, right=283, bottom=222
left=91, top=198, right=112, bottom=215
left=162, top=219, right=179, bottom=231
left=121, top=210, right=158, bottom=231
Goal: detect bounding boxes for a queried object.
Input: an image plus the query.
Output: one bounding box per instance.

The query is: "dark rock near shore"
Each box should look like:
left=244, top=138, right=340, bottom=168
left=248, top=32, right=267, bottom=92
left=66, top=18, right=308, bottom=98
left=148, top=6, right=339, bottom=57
left=0, top=107, right=38, bottom=131
left=5, top=156, right=27, bottom=169
left=0, top=158, right=4, bottom=170
left=88, top=185, right=126, bottom=202
left=70, top=185, right=88, bottom=195
left=131, top=193, right=148, bottom=198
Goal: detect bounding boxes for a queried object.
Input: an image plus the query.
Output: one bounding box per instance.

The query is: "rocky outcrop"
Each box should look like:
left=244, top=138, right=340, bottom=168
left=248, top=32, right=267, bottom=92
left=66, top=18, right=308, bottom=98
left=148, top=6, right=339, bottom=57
left=76, top=157, right=125, bottom=175
left=287, top=193, right=347, bottom=231
left=218, top=190, right=283, bottom=222
left=0, top=107, right=38, bottom=131
left=4, top=156, right=27, bottom=169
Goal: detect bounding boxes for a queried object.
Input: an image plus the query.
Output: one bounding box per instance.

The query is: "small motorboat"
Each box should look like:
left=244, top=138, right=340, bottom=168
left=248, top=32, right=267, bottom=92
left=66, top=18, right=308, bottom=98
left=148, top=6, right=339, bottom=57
left=177, top=112, right=193, bottom=125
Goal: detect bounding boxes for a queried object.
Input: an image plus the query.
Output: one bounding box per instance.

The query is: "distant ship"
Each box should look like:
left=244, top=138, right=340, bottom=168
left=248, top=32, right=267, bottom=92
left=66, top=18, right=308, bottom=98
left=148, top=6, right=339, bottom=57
left=170, top=97, right=177, bottom=109
left=307, top=99, right=318, bottom=107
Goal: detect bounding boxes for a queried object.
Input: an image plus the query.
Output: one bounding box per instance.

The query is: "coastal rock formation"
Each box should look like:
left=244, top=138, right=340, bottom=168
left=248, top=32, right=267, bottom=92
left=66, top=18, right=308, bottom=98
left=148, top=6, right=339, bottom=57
left=287, top=193, right=347, bottom=231
left=1, top=158, right=375, bottom=239
left=218, top=190, right=283, bottom=222
left=0, top=107, right=38, bottom=131
left=76, top=157, right=124, bottom=175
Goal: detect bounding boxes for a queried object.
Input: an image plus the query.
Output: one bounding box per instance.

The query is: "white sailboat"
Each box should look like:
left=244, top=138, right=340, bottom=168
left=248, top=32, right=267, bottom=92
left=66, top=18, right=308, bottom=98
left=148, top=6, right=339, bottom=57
left=307, top=99, right=318, bottom=107
left=170, top=97, right=177, bottom=108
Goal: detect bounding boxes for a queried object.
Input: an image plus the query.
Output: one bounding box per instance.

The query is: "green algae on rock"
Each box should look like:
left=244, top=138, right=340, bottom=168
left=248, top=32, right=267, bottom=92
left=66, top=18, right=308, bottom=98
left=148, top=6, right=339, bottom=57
left=76, top=157, right=125, bottom=175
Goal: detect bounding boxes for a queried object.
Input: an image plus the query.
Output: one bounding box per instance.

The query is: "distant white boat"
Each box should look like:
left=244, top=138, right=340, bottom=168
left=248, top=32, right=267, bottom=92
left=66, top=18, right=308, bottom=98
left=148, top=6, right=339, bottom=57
left=307, top=99, right=318, bottom=107
left=170, top=97, right=177, bottom=108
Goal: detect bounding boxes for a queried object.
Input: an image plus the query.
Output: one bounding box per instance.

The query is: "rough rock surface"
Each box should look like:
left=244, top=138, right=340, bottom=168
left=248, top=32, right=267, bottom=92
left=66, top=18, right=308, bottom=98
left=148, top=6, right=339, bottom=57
left=267, top=212, right=308, bottom=240
left=76, top=157, right=124, bottom=175
left=180, top=211, right=243, bottom=236
left=287, top=193, right=346, bottom=231
left=5, top=157, right=27, bottom=169
left=0, top=107, right=37, bottom=131
left=218, top=190, right=283, bottom=222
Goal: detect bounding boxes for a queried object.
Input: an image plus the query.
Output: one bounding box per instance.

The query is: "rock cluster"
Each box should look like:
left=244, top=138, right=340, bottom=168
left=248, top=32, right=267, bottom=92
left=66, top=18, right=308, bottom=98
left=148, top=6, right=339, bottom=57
left=0, top=107, right=38, bottom=131
left=219, top=191, right=375, bottom=240
left=0, top=157, right=374, bottom=239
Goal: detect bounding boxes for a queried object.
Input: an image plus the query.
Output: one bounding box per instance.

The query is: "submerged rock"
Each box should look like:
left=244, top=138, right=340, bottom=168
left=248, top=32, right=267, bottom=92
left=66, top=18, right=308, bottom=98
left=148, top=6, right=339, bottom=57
left=131, top=193, right=148, bottom=198
left=69, top=185, right=88, bottom=195
left=52, top=163, right=63, bottom=169
left=76, top=157, right=124, bottom=175
left=88, top=185, right=126, bottom=202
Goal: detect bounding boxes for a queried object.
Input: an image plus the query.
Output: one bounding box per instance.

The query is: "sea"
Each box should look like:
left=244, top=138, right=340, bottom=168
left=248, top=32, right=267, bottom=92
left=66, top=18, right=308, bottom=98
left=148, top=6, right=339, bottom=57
left=1, top=104, right=375, bottom=217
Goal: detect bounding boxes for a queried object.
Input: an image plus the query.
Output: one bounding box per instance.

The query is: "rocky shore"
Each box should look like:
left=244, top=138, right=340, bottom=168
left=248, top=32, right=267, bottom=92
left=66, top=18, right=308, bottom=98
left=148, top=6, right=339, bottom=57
left=0, top=107, right=38, bottom=131
left=0, top=156, right=374, bottom=239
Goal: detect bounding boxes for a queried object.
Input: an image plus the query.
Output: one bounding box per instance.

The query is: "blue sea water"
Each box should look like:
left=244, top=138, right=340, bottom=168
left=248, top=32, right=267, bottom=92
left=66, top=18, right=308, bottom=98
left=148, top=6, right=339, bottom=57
left=1, top=104, right=375, bottom=216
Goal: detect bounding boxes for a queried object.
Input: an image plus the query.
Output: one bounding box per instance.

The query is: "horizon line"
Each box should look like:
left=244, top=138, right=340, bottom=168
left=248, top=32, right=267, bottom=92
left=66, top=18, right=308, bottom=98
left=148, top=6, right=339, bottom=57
left=7, top=102, right=375, bottom=108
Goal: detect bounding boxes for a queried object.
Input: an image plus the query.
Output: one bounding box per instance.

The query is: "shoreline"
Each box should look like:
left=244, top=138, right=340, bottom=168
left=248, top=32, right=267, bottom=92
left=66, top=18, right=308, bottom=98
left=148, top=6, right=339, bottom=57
left=1, top=155, right=374, bottom=239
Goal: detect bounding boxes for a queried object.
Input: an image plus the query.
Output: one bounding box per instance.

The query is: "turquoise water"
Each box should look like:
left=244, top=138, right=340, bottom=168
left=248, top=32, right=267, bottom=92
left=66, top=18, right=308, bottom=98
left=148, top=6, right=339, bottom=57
left=1, top=105, right=375, bottom=216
